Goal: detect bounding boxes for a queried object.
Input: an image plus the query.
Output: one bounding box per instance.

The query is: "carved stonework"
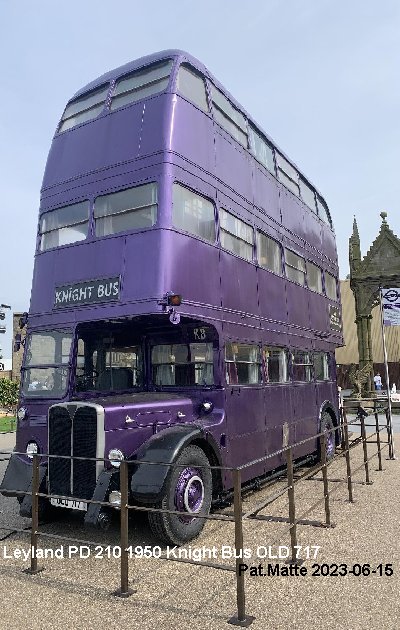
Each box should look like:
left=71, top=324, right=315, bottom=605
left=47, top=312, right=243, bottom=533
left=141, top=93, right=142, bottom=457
left=349, top=212, right=400, bottom=394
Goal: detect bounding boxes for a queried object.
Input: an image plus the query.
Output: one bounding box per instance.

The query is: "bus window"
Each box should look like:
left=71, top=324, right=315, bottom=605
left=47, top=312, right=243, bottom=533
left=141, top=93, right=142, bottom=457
left=111, top=61, right=172, bottom=111
left=249, top=126, right=275, bottom=174
left=276, top=153, right=300, bottom=197
left=256, top=231, right=282, bottom=274
left=58, top=85, right=109, bottom=133
left=317, top=195, right=332, bottom=227
left=94, top=183, right=158, bottom=237
left=285, top=249, right=306, bottom=285
left=292, top=351, right=312, bottom=382
left=220, top=209, right=253, bottom=262
left=40, top=201, right=89, bottom=251
left=306, top=261, right=323, bottom=293
left=172, top=184, right=216, bottom=243
left=263, top=347, right=288, bottom=383
left=313, top=352, right=330, bottom=381
left=176, top=64, right=208, bottom=112
left=299, top=178, right=317, bottom=213
left=325, top=272, right=338, bottom=300
left=211, top=86, right=248, bottom=147
left=22, top=331, right=73, bottom=398
left=225, top=343, right=261, bottom=385
left=151, top=343, right=213, bottom=386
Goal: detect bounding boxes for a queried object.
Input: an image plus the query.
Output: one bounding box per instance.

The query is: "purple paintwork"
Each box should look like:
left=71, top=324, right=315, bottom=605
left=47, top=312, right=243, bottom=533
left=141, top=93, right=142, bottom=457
left=14, top=50, right=343, bottom=504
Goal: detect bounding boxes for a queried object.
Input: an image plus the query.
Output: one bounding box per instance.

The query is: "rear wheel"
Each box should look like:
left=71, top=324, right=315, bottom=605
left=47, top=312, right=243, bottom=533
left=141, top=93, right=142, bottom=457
left=148, top=445, right=212, bottom=545
left=319, top=412, right=336, bottom=461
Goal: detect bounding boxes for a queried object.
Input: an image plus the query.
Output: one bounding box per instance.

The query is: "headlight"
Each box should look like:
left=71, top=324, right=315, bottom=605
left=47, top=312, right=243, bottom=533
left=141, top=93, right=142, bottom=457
left=108, top=448, right=124, bottom=467
left=26, top=441, right=39, bottom=459
left=17, top=407, right=27, bottom=421
left=109, top=491, right=122, bottom=508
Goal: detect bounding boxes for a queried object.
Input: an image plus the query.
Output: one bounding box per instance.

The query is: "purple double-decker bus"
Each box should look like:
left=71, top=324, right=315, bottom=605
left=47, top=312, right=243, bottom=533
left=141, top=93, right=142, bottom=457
left=2, top=50, right=342, bottom=544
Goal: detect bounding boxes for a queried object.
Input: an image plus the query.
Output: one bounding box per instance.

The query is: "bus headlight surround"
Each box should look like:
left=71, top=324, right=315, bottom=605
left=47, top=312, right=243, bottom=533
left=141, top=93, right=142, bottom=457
left=17, top=407, right=27, bottom=421
left=108, top=448, right=124, bottom=467
left=26, top=441, right=39, bottom=459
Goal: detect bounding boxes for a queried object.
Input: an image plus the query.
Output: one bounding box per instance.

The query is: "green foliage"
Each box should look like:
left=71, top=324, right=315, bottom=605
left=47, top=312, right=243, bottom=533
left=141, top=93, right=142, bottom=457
left=0, top=379, right=19, bottom=411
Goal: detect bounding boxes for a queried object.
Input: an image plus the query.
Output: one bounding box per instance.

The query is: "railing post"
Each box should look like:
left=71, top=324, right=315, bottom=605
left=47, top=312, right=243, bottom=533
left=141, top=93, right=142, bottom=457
left=385, top=407, right=395, bottom=460
left=228, top=468, right=254, bottom=627
left=24, top=453, right=43, bottom=575
left=285, top=446, right=301, bottom=565
left=375, top=411, right=383, bottom=472
left=342, top=412, right=354, bottom=503
left=320, top=434, right=334, bottom=527
left=114, top=460, right=134, bottom=597
left=360, top=413, right=372, bottom=485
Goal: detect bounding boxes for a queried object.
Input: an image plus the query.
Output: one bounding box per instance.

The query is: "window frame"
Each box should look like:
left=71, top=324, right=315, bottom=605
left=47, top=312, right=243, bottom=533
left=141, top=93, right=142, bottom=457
left=249, top=125, right=276, bottom=175
left=276, top=153, right=300, bottom=197
left=176, top=63, right=209, bottom=113
left=58, top=84, right=110, bottom=134
left=262, top=346, right=289, bottom=384
left=172, top=183, right=216, bottom=244
left=325, top=271, right=338, bottom=301
left=291, top=350, right=313, bottom=382
left=211, top=84, right=248, bottom=148
left=284, top=249, right=306, bottom=286
left=225, top=343, right=262, bottom=386
left=93, top=182, right=158, bottom=238
left=256, top=231, right=282, bottom=275
left=306, top=260, right=323, bottom=293
left=39, top=201, right=90, bottom=252
left=110, top=60, right=173, bottom=112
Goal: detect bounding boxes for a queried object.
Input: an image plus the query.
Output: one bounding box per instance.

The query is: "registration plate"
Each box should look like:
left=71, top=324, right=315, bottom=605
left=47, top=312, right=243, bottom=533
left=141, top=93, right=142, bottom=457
left=50, top=498, right=87, bottom=512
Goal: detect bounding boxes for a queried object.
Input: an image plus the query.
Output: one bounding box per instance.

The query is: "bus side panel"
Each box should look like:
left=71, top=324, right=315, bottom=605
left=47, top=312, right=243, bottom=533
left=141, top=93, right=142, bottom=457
left=285, top=282, right=312, bottom=332
left=170, top=99, right=215, bottom=174
left=252, top=165, right=281, bottom=223
left=264, top=386, right=292, bottom=469
left=257, top=268, right=288, bottom=327
left=214, top=129, right=253, bottom=202
left=291, top=382, right=318, bottom=458
left=321, top=226, right=338, bottom=264
left=123, top=231, right=166, bottom=300
left=220, top=251, right=259, bottom=315
left=308, top=291, right=329, bottom=334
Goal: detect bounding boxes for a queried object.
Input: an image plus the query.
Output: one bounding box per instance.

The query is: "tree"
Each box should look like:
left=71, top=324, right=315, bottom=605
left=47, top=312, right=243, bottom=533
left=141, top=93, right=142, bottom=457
left=0, top=378, right=19, bottom=412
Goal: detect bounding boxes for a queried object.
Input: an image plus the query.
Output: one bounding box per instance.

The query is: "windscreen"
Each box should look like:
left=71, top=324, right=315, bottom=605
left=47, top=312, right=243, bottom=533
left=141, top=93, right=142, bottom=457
left=21, top=331, right=73, bottom=398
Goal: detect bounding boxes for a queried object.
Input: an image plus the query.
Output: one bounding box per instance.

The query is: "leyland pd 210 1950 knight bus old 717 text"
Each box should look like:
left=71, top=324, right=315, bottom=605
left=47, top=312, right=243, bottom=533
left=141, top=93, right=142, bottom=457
left=1, top=50, right=342, bottom=545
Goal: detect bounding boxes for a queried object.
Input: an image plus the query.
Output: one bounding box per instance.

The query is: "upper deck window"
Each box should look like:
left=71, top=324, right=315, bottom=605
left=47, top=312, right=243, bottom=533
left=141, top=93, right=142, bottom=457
left=220, top=209, right=254, bottom=262
left=94, top=183, right=158, bottom=237
left=299, top=178, right=317, bottom=212
left=256, top=231, right=282, bottom=275
left=317, top=195, right=332, bottom=227
left=285, top=249, right=306, bottom=285
left=176, top=64, right=208, bottom=112
left=58, top=85, right=109, bottom=133
left=249, top=126, right=275, bottom=174
left=40, top=201, right=89, bottom=251
left=276, top=153, right=300, bottom=197
left=172, top=184, right=216, bottom=243
left=111, top=60, right=172, bottom=111
left=211, top=86, right=247, bottom=147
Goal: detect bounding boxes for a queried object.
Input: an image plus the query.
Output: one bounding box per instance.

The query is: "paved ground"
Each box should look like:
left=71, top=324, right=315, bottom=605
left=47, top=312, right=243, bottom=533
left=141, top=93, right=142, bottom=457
left=0, top=429, right=399, bottom=630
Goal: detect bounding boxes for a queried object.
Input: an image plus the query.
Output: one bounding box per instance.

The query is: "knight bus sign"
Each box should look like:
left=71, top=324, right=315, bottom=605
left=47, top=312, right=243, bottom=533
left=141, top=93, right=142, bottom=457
left=1, top=51, right=343, bottom=545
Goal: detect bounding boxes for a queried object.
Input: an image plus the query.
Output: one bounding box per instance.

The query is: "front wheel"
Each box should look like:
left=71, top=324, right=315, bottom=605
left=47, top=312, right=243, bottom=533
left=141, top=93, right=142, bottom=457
left=148, top=445, right=212, bottom=545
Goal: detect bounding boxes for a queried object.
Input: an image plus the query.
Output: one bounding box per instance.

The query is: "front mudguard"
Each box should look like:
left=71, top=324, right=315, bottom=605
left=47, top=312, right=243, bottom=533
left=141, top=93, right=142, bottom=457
left=84, top=468, right=119, bottom=527
left=130, top=424, right=203, bottom=504
left=0, top=453, right=47, bottom=517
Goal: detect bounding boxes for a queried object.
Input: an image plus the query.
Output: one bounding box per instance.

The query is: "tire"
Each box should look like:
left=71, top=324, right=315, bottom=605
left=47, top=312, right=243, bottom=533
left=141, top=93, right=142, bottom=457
left=319, top=411, right=336, bottom=461
left=148, top=445, right=212, bottom=545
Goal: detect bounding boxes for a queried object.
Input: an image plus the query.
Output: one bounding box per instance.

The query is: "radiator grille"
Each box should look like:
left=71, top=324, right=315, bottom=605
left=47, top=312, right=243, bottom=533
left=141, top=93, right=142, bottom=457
left=48, top=404, right=99, bottom=501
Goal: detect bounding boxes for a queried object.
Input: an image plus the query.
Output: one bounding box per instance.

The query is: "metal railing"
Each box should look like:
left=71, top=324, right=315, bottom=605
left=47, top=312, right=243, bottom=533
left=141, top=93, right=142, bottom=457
left=0, top=403, right=395, bottom=627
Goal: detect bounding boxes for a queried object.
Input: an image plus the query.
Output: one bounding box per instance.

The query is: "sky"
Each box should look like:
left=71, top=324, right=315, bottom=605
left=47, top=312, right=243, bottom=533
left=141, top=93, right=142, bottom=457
left=1, top=0, right=400, bottom=361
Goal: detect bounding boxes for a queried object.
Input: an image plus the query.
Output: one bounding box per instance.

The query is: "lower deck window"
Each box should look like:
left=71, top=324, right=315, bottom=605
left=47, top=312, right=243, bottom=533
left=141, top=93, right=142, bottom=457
left=225, top=343, right=261, bottom=385
left=313, top=352, right=330, bottom=381
left=152, top=343, right=213, bottom=386
left=263, top=347, right=288, bottom=383
left=75, top=338, right=142, bottom=392
left=292, top=351, right=312, bottom=382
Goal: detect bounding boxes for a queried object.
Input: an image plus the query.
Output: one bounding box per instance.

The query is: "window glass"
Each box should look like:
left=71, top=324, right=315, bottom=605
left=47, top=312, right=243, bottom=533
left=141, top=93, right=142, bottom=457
left=249, top=126, right=275, bottom=174
left=172, top=184, right=215, bottom=242
left=225, top=343, right=261, bottom=385
left=263, top=347, right=288, bottom=383
left=325, top=272, right=337, bottom=300
left=300, top=179, right=317, bottom=212
left=111, top=60, right=172, bottom=111
left=256, top=232, right=282, bottom=274
left=58, top=85, right=109, bottom=132
left=22, top=330, right=73, bottom=398
left=285, top=249, right=306, bottom=285
left=292, top=351, right=312, bottom=382
left=317, top=196, right=332, bottom=227
left=313, top=352, right=330, bottom=381
left=152, top=343, right=213, bottom=386
left=177, top=65, right=208, bottom=112
left=212, top=86, right=248, bottom=147
left=40, top=201, right=89, bottom=251
left=306, top=261, right=323, bottom=293
left=220, top=208, right=253, bottom=261
left=94, top=183, right=157, bottom=236
left=276, top=153, right=300, bottom=196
